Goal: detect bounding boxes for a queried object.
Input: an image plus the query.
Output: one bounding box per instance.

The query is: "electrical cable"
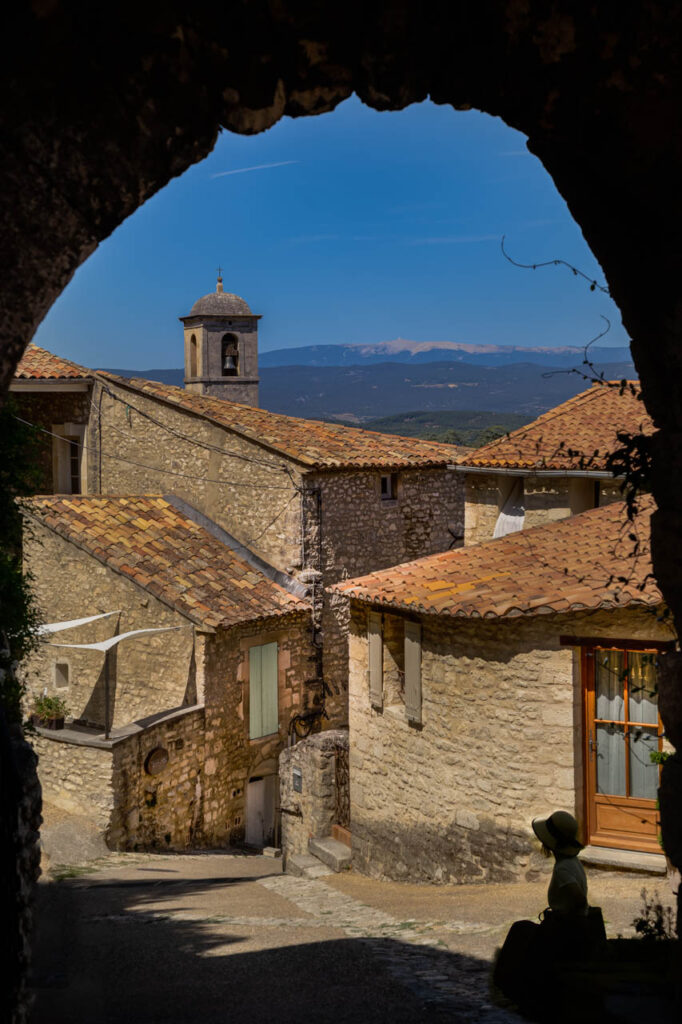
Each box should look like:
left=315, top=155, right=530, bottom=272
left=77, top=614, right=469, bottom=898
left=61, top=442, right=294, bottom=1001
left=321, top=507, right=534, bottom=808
left=13, top=415, right=293, bottom=493
left=96, top=380, right=301, bottom=486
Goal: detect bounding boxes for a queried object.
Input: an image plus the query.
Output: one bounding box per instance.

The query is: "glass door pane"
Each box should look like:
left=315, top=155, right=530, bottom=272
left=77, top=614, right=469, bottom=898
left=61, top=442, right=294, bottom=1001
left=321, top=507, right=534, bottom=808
left=596, top=650, right=625, bottom=721
left=596, top=723, right=626, bottom=795
left=629, top=726, right=659, bottom=799
left=628, top=652, right=659, bottom=724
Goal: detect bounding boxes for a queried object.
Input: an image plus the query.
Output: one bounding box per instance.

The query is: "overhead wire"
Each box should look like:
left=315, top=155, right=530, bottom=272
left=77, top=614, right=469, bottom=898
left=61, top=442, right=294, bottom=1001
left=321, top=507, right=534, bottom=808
left=12, top=415, right=294, bottom=495
left=95, top=380, right=301, bottom=487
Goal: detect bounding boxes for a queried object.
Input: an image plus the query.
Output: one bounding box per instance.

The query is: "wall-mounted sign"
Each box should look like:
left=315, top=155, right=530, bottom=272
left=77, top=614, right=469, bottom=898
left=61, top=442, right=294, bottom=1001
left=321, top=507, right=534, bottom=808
left=145, top=747, right=169, bottom=776
left=292, top=767, right=303, bottom=793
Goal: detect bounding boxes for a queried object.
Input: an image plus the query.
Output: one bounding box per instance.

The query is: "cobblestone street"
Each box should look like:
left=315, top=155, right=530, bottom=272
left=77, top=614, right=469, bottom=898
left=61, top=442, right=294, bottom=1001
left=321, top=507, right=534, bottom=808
left=30, top=848, right=667, bottom=1024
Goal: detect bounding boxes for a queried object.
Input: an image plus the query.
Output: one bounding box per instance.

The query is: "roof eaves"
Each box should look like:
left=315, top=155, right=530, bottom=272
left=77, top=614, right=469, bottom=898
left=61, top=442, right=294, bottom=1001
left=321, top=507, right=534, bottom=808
left=95, top=372, right=317, bottom=469
left=21, top=504, right=216, bottom=632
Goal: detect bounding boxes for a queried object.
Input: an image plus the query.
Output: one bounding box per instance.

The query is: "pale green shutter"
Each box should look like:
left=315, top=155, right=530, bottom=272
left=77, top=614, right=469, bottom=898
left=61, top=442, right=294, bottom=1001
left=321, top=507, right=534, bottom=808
left=249, top=642, right=278, bottom=738
left=368, top=611, right=383, bottom=709
left=261, top=642, right=279, bottom=736
left=404, top=621, right=422, bottom=724
left=249, top=645, right=263, bottom=739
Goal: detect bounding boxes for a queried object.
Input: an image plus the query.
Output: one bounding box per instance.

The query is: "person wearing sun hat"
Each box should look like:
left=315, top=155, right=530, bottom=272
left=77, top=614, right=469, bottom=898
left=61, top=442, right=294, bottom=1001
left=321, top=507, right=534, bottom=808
left=493, top=810, right=605, bottom=1012
left=532, top=810, right=588, bottom=917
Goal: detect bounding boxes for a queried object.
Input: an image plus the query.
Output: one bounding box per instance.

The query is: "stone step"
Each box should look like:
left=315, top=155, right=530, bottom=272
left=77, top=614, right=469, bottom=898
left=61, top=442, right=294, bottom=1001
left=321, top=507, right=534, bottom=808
left=286, top=853, right=333, bottom=878
left=308, top=835, right=352, bottom=872
left=580, top=845, right=667, bottom=875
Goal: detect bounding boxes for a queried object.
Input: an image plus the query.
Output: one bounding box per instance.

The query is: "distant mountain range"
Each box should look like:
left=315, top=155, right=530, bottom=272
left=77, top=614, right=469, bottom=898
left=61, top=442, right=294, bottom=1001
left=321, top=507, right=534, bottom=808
left=258, top=338, right=633, bottom=369
left=100, top=338, right=635, bottom=424
left=100, top=359, right=635, bottom=422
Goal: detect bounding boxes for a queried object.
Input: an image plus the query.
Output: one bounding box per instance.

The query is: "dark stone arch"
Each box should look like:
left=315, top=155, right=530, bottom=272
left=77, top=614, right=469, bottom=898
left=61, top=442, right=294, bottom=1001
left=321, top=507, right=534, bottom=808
left=2, top=3, right=682, bottom=887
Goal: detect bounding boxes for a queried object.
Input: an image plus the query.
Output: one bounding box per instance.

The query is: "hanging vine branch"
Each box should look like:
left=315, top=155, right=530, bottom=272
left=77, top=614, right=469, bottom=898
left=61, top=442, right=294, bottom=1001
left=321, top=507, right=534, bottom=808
left=500, top=236, right=610, bottom=294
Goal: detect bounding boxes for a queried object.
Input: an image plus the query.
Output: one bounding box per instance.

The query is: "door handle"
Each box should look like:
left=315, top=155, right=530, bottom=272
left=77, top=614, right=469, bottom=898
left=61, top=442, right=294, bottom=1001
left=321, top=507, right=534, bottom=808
left=589, top=730, right=595, bottom=760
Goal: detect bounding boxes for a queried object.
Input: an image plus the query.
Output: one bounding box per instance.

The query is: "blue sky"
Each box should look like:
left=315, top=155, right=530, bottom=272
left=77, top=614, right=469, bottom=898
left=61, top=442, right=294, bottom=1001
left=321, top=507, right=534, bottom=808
left=35, top=96, right=629, bottom=368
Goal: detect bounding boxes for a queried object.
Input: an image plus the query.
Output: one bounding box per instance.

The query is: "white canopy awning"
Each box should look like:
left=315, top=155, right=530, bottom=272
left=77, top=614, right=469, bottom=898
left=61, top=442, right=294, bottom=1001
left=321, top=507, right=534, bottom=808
left=37, top=610, right=121, bottom=636
left=46, top=626, right=183, bottom=653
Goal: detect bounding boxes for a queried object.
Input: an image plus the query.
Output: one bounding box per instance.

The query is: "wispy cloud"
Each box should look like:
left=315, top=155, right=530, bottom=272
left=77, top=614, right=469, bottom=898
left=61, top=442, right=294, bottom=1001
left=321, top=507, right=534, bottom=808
left=289, top=234, right=341, bottom=244
left=210, top=160, right=299, bottom=179
left=407, top=234, right=499, bottom=246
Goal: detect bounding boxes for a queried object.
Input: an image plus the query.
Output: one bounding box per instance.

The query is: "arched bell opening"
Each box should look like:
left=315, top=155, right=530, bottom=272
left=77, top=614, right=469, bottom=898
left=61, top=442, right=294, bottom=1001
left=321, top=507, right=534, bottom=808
left=221, top=333, right=239, bottom=377
left=189, top=334, right=198, bottom=378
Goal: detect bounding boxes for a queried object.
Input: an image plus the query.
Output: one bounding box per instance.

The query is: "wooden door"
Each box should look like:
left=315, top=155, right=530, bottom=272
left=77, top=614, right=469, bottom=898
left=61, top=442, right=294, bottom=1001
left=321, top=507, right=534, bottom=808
left=583, top=645, right=663, bottom=853
left=245, top=775, right=277, bottom=848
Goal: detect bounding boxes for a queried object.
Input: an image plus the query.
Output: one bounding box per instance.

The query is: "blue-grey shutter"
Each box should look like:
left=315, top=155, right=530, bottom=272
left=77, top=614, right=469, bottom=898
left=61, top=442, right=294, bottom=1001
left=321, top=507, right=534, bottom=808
left=368, top=611, right=383, bottom=709
left=249, top=645, right=263, bottom=739
left=261, top=642, right=279, bottom=736
left=404, top=621, right=422, bottom=724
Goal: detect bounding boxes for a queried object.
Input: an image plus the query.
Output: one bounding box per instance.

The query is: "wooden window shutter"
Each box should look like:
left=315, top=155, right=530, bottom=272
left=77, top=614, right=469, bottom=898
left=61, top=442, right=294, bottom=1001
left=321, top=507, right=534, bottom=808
left=368, top=611, right=383, bottom=709
left=249, top=645, right=263, bottom=739
left=404, top=621, right=422, bottom=724
left=249, top=642, right=279, bottom=738
left=261, top=642, right=279, bottom=737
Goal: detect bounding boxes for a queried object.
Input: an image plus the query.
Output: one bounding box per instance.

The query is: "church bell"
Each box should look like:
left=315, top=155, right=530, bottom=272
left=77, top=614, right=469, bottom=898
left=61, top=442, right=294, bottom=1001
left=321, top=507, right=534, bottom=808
left=223, top=352, right=237, bottom=373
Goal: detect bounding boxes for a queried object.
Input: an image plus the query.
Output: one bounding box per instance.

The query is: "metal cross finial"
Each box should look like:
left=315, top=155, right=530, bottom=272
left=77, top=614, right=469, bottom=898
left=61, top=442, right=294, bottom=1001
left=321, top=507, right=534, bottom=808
left=217, top=264, right=223, bottom=279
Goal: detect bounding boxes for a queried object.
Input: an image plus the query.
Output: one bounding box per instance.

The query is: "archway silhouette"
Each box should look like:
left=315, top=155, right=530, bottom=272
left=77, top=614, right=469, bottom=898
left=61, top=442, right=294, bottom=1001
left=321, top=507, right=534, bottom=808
left=1, top=1, right=681, bottom=895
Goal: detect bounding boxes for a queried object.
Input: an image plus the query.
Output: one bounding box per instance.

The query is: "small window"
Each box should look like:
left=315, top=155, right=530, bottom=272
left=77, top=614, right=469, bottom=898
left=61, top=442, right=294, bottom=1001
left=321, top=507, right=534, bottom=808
left=380, top=473, right=398, bottom=501
left=54, top=662, right=69, bottom=688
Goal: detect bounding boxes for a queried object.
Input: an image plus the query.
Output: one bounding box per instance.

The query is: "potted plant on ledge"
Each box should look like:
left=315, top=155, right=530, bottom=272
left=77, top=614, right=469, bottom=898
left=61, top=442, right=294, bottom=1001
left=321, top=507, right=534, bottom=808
left=31, top=694, right=69, bottom=731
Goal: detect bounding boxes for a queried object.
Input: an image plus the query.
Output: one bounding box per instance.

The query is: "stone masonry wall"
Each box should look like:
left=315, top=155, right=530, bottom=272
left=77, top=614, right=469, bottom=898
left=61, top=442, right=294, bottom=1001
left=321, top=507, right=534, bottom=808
left=32, top=732, right=113, bottom=830
left=23, top=524, right=197, bottom=729
left=88, top=377, right=303, bottom=572
left=279, top=729, right=349, bottom=864
left=463, top=473, right=503, bottom=546
left=348, top=603, right=673, bottom=885
left=13, top=389, right=91, bottom=493
left=464, top=472, right=624, bottom=545
left=32, top=706, right=206, bottom=849
left=109, top=706, right=205, bottom=850
left=201, top=615, right=315, bottom=846
left=306, top=466, right=464, bottom=724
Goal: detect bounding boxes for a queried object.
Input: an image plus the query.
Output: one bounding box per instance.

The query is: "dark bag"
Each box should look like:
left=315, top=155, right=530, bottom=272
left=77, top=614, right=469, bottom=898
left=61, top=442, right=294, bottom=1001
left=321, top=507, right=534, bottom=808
left=539, top=906, right=607, bottom=961
left=493, top=919, right=543, bottom=1005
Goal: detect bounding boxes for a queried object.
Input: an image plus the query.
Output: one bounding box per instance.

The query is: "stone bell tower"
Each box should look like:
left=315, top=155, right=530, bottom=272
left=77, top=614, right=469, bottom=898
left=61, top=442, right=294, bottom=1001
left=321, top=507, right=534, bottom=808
left=180, top=273, right=260, bottom=407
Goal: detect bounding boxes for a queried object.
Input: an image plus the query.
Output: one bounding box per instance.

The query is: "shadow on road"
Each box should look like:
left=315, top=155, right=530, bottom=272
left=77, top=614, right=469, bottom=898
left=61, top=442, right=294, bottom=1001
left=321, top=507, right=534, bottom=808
left=29, top=868, right=500, bottom=1024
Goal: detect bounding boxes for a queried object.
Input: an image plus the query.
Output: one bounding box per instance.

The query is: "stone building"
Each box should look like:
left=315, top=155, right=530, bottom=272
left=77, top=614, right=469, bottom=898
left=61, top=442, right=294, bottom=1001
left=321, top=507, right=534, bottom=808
left=22, top=494, right=313, bottom=850
left=10, top=344, right=93, bottom=493
left=333, top=497, right=672, bottom=883
left=457, top=382, right=652, bottom=545
left=13, top=289, right=468, bottom=852
left=85, top=367, right=464, bottom=723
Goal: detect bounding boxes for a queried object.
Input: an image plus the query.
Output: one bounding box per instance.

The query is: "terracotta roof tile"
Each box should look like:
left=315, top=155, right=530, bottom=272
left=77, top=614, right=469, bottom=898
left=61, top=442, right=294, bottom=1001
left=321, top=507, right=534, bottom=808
left=15, top=344, right=92, bottom=380
left=22, top=496, right=308, bottom=630
left=458, top=382, right=652, bottom=472
left=333, top=497, right=661, bottom=620
left=97, top=373, right=463, bottom=470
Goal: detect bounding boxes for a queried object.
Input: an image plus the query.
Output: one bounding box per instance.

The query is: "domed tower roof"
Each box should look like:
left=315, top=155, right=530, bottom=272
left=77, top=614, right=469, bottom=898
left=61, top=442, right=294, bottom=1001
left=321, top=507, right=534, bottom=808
left=183, top=274, right=255, bottom=319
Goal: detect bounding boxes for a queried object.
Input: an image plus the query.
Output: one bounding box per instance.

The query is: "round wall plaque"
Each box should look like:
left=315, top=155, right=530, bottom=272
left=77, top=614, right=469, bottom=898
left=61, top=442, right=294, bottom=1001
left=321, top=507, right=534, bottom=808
left=145, top=747, right=169, bottom=775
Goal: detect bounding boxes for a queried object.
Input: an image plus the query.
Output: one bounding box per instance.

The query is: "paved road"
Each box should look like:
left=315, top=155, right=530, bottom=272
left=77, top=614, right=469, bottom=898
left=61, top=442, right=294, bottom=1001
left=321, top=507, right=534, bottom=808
left=29, top=848, right=672, bottom=1024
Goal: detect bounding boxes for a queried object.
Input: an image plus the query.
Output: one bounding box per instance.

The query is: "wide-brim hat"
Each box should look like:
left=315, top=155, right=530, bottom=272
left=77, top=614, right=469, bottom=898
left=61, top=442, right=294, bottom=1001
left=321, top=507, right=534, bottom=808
left=532, top=810, right=584, bottom=855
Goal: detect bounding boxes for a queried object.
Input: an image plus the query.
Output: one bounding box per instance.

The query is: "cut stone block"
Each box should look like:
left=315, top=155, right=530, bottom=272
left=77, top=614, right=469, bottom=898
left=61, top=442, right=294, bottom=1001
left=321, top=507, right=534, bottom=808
left=286, top=853, right=332, bottom=878
left=580, top=845, right=666, bottom=875
left=309, top=835, right=352, bottom=872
